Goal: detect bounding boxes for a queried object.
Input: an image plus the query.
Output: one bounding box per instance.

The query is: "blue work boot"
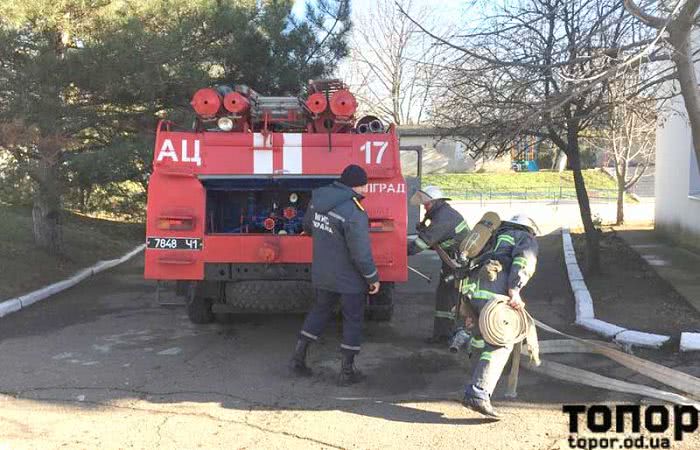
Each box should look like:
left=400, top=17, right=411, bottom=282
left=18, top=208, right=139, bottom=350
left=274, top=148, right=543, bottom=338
left=338, top=352, right=366, bottom=386
left=462, top=385, right=501, bottom=419
left=289, top=339, right=313, bottom=377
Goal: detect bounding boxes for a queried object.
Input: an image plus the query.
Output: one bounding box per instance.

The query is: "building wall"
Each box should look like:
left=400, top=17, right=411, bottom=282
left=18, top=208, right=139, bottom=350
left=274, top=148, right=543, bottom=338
left=655, top=95, right=700, bottom=250
left=398, top=133, right=510, bottom=174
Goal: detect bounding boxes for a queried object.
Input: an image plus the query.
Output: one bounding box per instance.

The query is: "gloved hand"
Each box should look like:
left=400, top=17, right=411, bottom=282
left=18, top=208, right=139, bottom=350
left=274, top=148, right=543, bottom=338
left=508, top=288, right=525, bottom=310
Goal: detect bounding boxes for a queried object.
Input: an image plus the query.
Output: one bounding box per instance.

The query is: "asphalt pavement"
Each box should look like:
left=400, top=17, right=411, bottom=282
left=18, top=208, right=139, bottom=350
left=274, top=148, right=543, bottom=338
left=0, top=232, right=697, bottom=449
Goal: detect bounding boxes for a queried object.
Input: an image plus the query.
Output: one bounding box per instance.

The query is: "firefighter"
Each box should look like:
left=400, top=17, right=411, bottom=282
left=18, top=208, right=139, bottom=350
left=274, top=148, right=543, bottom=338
left=289, top=164, right=380, bottom=386
left=461, top=214, right=540, bottom=418
left=407, top=186, right=470, bottom=342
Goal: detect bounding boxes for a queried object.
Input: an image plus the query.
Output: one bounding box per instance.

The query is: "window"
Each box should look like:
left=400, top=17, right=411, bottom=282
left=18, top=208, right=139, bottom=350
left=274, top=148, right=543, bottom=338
left=690, top=144, right=700, bottom=200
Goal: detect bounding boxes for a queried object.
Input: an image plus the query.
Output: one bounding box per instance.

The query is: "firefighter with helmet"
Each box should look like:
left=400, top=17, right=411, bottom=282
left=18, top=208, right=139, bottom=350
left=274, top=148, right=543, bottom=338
left=289, top=164, right=380, bottom=386
left=408, top=186, right=470, bottom=342
left=461, top=213, right=540, bottom=418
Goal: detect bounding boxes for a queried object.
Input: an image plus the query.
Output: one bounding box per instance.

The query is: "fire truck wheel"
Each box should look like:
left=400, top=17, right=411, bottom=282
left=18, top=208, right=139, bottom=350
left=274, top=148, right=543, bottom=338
left=366, top=282, right=394, bottom=322
left=185, top=282, right=215, bottom=324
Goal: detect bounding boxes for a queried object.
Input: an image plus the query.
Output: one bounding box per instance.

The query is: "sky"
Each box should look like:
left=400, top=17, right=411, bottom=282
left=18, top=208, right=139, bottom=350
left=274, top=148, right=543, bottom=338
left=292, top=0, right=470, bottom=26
left=291, top=0, right=476, bottom=123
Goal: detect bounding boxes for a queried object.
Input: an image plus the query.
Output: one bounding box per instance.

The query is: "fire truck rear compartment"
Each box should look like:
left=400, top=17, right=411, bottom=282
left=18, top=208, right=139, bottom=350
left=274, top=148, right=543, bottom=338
left=198, top=177, right=327, bottom=314
left=203, top=177, right=334, bottom=235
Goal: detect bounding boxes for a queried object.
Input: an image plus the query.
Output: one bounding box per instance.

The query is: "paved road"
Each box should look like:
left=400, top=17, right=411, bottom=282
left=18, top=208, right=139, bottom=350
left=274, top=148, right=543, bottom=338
left=0, top=234, right=696, bottom=449
left=449, top=200, right=655, bottom=235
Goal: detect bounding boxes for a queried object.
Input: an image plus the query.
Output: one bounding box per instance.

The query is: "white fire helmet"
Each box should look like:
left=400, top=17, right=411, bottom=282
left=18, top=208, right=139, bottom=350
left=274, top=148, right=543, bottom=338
left=409, top=185, right=450, bottom=206
left=505, top=214, right=541, bottom=235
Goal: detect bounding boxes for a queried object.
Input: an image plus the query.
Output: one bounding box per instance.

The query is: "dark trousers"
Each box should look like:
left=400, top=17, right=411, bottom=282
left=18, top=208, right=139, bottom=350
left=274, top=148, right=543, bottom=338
left=465, top=291, right=513, bottom=400
left=299, top=289, right=365, bottom=354
left=433, top=267, right=459, bottom=339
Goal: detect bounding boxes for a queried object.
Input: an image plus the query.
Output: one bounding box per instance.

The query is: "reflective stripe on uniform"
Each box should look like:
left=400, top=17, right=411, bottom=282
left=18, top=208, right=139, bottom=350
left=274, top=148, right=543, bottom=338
left=513, top=256, right=536, bottom=274
left=340, top=343, right=361, bottom=351
left=480, top=351, right=493, bottom=361
left=364, top=269, right=378, bottom=279
left=301, top=330, right=319, bottom=341
left=414, top=237, right=430, bottom=249
left=513, top=256, right=528, bottom=267
left=328, top=211, right=345, bottom=222
left=439, top=238, right=456, bottom=249
left=493, top=234, right=515, bottom=251
left=472, top=289, right=497, bottom=301
left=464, top=278, right=497, bottom=300
left=461, top=281, right=477, bottom=294
left=435, top=310, right=455, bottom=320
left=455, top=221, right=468, bottom=234
left=470, top=337, right=485, bottom=349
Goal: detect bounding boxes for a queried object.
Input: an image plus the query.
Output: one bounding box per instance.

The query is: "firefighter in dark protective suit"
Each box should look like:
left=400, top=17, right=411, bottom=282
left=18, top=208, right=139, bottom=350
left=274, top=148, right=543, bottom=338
left=407, top=186, right=470, bottom=342
left=461, top=214, right=539, bottom=418
left=289, top=164, right=380, bottom=386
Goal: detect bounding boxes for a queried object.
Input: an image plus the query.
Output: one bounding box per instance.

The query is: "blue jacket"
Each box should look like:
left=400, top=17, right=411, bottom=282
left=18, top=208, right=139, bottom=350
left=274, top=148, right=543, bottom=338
left=408, top=200, right=470, bottom=256
left=303, top=182, right=379, bottom=294
left=463, top=224, right=539, bottom=300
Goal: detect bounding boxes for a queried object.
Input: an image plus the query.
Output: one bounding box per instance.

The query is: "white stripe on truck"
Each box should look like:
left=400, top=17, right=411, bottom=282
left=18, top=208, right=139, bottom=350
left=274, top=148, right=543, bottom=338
left=283, top=133, right=302, bottom=174
left=253, top=132, right=273, bottom=174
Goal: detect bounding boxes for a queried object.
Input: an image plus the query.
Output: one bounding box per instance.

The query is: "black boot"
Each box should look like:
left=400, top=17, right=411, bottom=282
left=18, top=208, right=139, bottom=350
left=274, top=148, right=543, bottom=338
left=289, top=339, right=313, bottom=377
left=338, top=352, right=366, bottom=386
left=462, top=394, right=501, bottom=419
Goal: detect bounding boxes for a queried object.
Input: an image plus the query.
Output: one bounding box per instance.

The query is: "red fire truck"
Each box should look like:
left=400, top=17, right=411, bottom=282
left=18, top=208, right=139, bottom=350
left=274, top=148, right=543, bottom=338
left=145, top=80, right=408, bottom=324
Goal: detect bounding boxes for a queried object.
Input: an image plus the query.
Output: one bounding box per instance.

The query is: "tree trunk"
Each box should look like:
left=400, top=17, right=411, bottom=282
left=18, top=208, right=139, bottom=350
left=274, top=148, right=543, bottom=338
left=567, top=130, right=600, bottom=273
left=616, top=176, right=625, bottom=225
left=32, top=156, right=63, bottom=255
left=671, top=33, right=700, bottom=177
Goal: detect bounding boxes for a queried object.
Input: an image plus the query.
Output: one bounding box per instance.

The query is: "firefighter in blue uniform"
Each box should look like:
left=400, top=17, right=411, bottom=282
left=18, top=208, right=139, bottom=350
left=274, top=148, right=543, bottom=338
left=407, top=186, right=470, bottom=342
left=289, top=164, right=380, bottom=386
left=461, top=214, right=539, bottom=418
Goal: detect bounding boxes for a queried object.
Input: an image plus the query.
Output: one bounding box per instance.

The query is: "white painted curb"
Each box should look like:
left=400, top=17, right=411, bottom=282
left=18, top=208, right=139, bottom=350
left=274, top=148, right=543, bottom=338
left=616, top=331, right=671, bottom=349
left=0, top=299, right=22, bottom=317
left=0, top=244, right=145, bottom=319
left=680, top=333, right=700, bottom=352
left=576, top=318, right=626, bottom=339
left=561, top=229, right=671, bottom=349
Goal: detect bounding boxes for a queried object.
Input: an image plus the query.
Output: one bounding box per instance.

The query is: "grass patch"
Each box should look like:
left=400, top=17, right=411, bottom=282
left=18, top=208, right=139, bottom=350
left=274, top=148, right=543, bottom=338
left=0, top=205, right=144, bottom=300
left=423, top=169, right=624, bottom=201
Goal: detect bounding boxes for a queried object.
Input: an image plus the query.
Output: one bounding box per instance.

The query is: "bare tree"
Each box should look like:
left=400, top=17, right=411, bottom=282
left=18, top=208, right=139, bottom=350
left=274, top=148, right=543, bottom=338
left=588, top=68, right=656, bottom=224
left=344, top=0, right=448, bottom=125
left=624, top=0, right=700, bottom=176
left=401, top=0, right=655, bottom=271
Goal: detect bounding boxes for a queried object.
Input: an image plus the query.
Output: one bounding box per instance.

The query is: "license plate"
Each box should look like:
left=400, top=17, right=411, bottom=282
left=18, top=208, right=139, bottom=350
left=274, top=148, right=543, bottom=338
left=147, top=237, right=203, bottom=250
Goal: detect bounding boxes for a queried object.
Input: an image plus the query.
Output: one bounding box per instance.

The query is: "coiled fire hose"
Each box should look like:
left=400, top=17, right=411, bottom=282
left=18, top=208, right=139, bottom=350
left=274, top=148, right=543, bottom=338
left=479, top=295, right=539, bottom=361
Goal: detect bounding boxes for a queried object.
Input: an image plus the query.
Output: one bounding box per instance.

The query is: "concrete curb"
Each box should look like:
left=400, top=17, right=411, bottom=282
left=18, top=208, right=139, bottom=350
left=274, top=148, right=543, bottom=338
left=561, top=229, right=672, bottom=349
left=0, top=244, right=145, bottom=319
left=680, top=333, right=700, bottom=352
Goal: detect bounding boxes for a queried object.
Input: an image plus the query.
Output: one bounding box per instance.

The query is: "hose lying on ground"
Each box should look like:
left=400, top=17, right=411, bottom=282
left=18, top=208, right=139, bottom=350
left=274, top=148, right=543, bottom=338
left=476, top=296, right=700, bottom=405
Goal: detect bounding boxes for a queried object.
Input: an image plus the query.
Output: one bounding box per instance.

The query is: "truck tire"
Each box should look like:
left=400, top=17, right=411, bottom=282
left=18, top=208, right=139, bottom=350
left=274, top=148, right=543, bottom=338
left=366, top=282, right=394, bottom=322
left=185, top=282, right=215, bottom=324
left=225, top=280, right=314, bottom=312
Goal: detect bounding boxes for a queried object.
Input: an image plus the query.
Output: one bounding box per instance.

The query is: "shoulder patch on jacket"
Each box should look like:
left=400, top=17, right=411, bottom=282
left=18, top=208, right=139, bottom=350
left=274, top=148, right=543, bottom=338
left=352, top=197, right=365, bottom=211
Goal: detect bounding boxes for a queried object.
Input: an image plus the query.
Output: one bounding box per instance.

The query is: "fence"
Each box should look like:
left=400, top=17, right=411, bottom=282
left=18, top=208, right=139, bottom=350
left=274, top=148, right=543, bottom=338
left=443, top=187, right=619, bottom=206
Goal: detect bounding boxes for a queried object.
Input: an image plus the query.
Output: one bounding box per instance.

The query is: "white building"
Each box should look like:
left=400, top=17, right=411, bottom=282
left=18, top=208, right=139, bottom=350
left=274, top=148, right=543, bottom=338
left=397, top=126, right=511, bottom=174
left=655, top=93, right=700, bottom=249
